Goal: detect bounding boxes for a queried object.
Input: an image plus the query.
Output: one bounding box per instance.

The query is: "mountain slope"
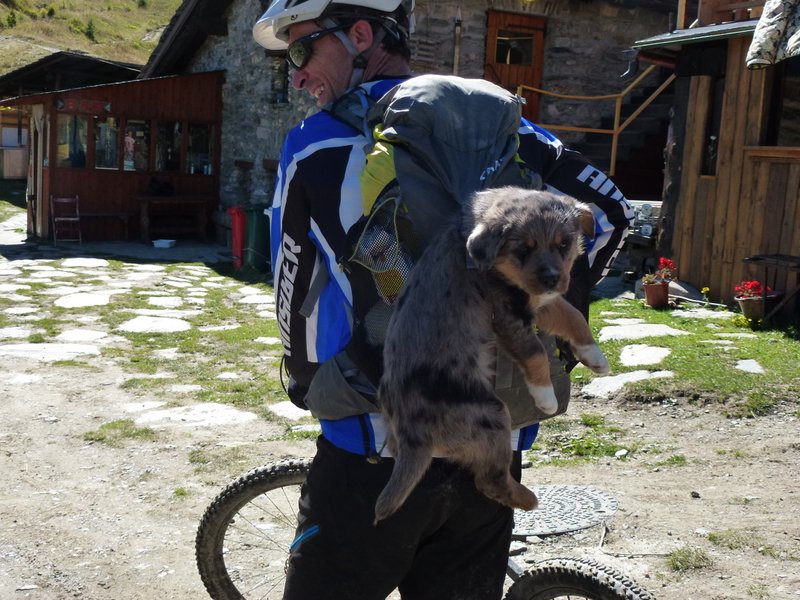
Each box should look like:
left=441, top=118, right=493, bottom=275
left=0, top=0, right=182, bottom=75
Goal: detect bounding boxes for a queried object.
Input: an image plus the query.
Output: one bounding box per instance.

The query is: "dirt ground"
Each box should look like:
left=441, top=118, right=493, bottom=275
left=2, top=354, right=798, bottom=600
left=0, top=247, right=798, bottom=599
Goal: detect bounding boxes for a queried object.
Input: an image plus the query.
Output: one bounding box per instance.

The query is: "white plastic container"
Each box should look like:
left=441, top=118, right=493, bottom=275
left=152, top=239, right=176, bottom=248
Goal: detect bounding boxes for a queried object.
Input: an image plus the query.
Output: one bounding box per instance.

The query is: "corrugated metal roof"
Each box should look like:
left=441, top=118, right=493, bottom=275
left=633, top=19, right=757, bottom=50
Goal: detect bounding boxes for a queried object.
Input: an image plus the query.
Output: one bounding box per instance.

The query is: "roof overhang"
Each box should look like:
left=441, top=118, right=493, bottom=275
left=633, top=19, right=758, bottom=51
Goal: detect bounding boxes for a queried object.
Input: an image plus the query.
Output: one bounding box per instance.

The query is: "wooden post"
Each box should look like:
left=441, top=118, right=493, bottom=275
left=677, top=0, right=687, bottom=29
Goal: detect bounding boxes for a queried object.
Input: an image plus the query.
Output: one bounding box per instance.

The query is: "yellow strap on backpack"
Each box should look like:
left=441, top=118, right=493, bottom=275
left=360, top=127, right=399, bottom=216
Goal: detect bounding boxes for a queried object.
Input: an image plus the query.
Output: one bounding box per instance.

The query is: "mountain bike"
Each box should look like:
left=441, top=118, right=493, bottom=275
left=196, top=458, right=657, bottom=600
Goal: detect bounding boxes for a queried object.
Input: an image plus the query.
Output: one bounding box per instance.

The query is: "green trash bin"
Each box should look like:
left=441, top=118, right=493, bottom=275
left=245, top=204, right=271, bottom=272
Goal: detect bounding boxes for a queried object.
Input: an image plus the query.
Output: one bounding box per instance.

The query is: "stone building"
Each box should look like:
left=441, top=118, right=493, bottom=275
left=142, top=0, right=681, bottom=210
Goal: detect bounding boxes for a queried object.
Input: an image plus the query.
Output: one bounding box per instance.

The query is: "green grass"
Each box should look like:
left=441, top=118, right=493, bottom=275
left=665, top=546, right=713, bottom=572
left=652, top=454, right=687, bottom=467
left=83, top=418, right=157, bottom=447
left=708, top=528, right=754, bottom=550
left=746, top=583, right=769, bottom=599
left=588, top=297, right=800, bottom=418
left=188, top=445, right=262, bottom=478
left=707, top=529, right=799, bottom=562
left=0, top=0, right=182, bottom=73
left=93, top=267, right=286, bottom=411
left=527, top=412, right=633, bottom=466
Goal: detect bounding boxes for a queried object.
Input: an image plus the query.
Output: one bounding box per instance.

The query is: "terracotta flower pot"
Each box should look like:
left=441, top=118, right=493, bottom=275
left=643, top=281, right=669, bottom=308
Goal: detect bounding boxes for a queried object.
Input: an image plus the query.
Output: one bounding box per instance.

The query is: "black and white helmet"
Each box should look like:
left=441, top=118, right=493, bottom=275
left=253, top=0, right=413, bottom=51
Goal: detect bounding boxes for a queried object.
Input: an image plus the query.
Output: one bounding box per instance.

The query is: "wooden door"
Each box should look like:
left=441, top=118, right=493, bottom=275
left=484, top=11, right=546, bottom=121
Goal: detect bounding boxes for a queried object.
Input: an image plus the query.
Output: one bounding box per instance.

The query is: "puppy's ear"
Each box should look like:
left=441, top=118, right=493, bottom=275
left=576, top=202, right=596, bottom=240
left=466, top=222, right=504, bottom=270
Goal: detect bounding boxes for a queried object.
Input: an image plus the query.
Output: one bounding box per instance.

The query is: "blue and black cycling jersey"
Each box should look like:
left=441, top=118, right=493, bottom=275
left=270, top=76, right=633, bottom=456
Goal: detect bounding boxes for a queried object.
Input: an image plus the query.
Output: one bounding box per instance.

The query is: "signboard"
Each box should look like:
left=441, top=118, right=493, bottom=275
left=55, top=98, right=112, bottom=114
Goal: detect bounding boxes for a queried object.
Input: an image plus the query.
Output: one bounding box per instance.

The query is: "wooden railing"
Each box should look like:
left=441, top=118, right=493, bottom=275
left=517, top=65, right=676, bottom=177
left=695, top=0, right=764, bottom=26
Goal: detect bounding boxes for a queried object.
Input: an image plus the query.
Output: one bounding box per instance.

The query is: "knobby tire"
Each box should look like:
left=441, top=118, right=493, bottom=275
left=195, top=459, right=312, bottom=600
left=504, top=557, right=656, bottom=600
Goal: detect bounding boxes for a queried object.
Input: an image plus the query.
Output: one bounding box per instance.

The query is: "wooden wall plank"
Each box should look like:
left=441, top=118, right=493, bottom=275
left=689, top=176, right=711, bottom=287
left=699, top=174, right=718, bottom=290
left=739, top=159, right=773, bottom=286
left=675, top=75, right=711, bottom=278
left=717, top=37, right=750, bottom=300
left=779, top=164, right=800, bottom=257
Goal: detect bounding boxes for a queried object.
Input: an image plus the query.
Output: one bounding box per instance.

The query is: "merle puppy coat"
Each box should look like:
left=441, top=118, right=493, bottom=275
left=374, top=187, right=609, bottom=524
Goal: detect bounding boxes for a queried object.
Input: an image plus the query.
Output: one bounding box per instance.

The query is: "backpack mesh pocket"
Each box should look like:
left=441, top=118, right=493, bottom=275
left=349, top=187, right=414, bottom=306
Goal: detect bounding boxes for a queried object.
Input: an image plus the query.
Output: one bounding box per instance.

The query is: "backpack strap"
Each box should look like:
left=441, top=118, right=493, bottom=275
left=323, top=87, right=380, bottom=141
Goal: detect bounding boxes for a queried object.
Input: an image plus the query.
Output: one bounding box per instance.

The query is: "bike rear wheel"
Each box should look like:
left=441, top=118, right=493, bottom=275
left=504, top=557, right=656, bottom=600
left=195, top=459, right=312, bottom=600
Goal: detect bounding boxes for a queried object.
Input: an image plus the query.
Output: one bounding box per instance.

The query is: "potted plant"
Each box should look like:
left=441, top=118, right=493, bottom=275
left=733, top=279, right=771, bottom=321
left=642, top=257, right=676, bottom=308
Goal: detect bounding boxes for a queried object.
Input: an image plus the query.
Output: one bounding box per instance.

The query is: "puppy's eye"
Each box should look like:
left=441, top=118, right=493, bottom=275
left=558, top=240, right=571, bottom=254
left=515, top=245, right=533, bottom=262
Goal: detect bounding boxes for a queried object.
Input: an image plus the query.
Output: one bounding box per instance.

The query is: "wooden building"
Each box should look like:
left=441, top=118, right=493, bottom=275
left=1, top=71, right=223, bottom=241
left=0, top=51, right=142, bottom=181
left=635, top=0, right=800, bottom=314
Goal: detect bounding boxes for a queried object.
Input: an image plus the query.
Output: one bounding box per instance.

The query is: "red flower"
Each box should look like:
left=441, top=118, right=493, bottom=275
left=658, top=257, right=676, bottom=272
left=733, top=280, right=771, bottom=298
left=643, top=257, right=677, bottom=284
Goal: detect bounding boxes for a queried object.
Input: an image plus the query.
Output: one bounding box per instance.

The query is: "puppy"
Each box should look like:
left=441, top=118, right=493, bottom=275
left=374, top=187, right=609, bottom=524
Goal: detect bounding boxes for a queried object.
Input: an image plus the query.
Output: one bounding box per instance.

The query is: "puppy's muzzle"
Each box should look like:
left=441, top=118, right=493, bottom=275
left=538, top=266, right=561, bottom=290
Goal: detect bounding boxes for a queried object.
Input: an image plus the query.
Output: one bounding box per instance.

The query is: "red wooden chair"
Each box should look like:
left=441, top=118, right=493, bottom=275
left=50, top=195, right=82, bottom=244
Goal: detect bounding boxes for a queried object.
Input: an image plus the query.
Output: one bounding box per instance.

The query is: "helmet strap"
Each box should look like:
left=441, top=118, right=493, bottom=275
left=324, top=18, right=385, bottom=89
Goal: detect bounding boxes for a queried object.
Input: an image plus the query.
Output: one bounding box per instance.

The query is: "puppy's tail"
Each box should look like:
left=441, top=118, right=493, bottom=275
left=374, top=445, right=432, bottom=525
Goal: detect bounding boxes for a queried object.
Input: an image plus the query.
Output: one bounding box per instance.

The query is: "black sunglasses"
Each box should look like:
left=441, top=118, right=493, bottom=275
left=286, top=24, right=351, bottom=70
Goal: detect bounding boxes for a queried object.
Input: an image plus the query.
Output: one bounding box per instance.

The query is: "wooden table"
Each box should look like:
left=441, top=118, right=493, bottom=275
left=137, top=195, right=214, bottom=243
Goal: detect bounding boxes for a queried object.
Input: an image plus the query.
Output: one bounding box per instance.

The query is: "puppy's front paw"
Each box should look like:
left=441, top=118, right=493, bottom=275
left=576, top=344, right=610, bottom=375
left=527, top=384, right=559, bottom=415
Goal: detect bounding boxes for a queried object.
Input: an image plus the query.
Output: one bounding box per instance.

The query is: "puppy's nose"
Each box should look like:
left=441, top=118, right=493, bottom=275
left=538, top=267, right=560, bottom=289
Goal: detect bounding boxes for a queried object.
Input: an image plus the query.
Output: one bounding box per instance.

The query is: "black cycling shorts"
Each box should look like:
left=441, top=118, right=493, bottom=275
left=282, top=436, right=515, bottom=600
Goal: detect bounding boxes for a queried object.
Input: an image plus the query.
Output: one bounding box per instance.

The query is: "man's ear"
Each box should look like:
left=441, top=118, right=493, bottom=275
left=348, top=19, right=374, bottom=53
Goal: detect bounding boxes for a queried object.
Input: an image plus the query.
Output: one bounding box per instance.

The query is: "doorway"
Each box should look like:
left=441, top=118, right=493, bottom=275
left=484, top=11, right=546, bottom=122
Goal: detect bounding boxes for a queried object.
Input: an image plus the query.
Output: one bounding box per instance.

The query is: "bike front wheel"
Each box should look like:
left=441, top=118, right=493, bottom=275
left=195, top=459, right=312, bottom=600
left=504, top=557, right=657, bottom=600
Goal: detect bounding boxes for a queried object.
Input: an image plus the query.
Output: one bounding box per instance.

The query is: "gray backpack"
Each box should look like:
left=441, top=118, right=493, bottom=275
left=314, top=74, right=570, bottom=428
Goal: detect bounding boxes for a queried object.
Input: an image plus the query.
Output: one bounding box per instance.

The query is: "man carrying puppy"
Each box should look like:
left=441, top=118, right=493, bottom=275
left=254, top=1, right=633, bottom=598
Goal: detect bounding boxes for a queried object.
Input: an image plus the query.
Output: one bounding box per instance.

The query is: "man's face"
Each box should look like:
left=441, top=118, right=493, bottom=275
left=287, top=21, right=354, bottom=107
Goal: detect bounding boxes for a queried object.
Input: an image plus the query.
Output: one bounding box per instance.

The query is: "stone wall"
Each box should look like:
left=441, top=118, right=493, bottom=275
left=189, top=0, right=673, bottom=209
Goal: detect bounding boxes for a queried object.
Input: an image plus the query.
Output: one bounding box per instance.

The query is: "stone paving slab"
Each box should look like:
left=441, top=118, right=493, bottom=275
left=0, top=342, right=100, bottom=360
left=582, top=370, right=674, bottom=399
left=133, top=403, right=258, bottom=428
left=598, top=323, right=690, bottom=342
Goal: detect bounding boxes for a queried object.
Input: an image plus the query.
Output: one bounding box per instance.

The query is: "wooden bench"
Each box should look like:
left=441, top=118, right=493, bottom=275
left=81, top=211, right=138, bottom=241
left=137, top=195, right=214, bottom=243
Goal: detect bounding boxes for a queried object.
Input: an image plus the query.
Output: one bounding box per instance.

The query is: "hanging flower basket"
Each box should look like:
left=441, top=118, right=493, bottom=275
left=644, top=281, right=669, bottom=308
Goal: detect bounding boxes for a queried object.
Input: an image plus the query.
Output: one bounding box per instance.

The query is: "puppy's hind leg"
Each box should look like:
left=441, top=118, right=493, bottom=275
left=374, top=441, right=433, bottom=525
left=464, top=398, right=538, bottom=511
left=471, top=433, right=538, bottom=512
